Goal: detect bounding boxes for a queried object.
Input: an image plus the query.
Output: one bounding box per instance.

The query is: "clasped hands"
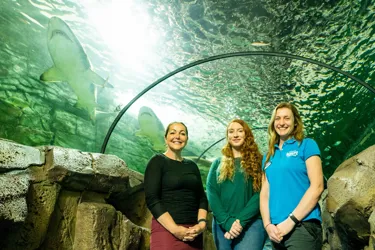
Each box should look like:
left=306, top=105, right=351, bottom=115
left=172, top=223, right=206, bottom=242
left=266, top=218, right=295, bottom=243
left=224, top=219, right=242, bottom=240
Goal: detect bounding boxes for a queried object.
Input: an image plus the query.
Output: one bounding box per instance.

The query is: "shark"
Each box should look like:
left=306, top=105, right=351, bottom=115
left=135, top=106, right=206, bottom=157
left=136, top=106, right=166, bottom=152
left=40, top=16, right=110, bottom=121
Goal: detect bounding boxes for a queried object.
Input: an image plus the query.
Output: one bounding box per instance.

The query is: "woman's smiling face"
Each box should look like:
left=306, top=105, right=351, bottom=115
left=164, top=123, right=188, bottom=152
left=227, top=122, right=245, bottom=150
left=274, top=107, right=295, bottom=141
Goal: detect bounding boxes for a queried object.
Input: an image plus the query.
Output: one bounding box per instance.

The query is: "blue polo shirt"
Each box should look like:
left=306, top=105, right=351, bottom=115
left=262, top=138, right=321, bottom=224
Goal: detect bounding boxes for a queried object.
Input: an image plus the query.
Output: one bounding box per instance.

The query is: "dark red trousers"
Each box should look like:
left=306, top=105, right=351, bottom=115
left=150, top=217, right=203, bottom=250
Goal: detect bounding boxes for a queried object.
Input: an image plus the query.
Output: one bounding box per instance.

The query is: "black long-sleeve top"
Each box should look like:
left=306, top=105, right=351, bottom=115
left=144, top=154, right=208, bottom=224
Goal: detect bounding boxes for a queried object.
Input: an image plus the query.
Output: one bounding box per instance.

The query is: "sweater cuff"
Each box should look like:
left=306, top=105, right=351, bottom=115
left=224, top=217, right=236, bottom=232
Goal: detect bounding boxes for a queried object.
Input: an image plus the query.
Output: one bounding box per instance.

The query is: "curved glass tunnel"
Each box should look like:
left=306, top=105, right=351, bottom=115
left=0, top=0, right=375, bottom=182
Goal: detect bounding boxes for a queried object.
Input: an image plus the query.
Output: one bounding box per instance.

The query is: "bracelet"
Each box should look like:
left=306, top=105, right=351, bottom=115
left=197, top=218, right=207, bottom=224
left=264, top=223, right=272, bottom=229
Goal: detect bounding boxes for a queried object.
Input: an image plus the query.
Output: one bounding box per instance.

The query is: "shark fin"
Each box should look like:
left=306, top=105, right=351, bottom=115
left=91, top=109, right=96, bottom=123
left=75, top=100, right=96, bottom=122
left=84, top=69, right=112, bottom=88
left=40, top=67, right=65, bottom=82
left=103, top=75, right=114, bottom=88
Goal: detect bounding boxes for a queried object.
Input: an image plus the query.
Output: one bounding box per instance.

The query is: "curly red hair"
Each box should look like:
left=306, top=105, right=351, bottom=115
left=218, top=119, right=263, bottom=192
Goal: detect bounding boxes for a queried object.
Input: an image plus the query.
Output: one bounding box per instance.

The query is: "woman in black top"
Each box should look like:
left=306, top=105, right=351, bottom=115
left=144, top=122, right=208, bottom=250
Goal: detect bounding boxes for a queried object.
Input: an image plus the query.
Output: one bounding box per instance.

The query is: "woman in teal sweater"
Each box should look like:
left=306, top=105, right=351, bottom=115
left=206, top=119, right=266, bottom=250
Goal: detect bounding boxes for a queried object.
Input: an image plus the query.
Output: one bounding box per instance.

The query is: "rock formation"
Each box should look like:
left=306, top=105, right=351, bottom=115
left=0, top=138, right=150, bottom=250
left=324, top=145, right=375, bottom=250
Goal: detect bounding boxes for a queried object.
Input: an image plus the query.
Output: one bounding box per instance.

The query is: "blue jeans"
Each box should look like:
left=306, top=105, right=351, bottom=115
left=212, top=218, right=267, bottom=250
left=263, top=238, right=272, bottom=250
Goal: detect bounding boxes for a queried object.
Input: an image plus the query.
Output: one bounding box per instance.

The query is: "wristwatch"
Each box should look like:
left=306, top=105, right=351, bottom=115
left=198, top=218, right=208, bottom=224
left=289, top=213, right=301, bottom=226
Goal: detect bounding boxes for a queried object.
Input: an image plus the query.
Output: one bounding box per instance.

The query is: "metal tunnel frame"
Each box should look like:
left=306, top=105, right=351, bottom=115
left=194, top=126, right=266, bottom=164
left=100, top=51, right=375, bottom=154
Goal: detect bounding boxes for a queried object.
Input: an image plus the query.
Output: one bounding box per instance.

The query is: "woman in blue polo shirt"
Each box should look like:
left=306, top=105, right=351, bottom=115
left=260, top=102, right=324, bottom=250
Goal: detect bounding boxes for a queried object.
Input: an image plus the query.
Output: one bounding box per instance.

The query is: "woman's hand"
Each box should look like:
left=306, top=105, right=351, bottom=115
left=224, top=232, right=232, bottom=239
left=171, top=225, right=189, bottom=240
left=183, top=223, right=206, bottom=241
left=225, top=219, right=243, bottom=239
left=276, top=218, right=295, bottom=237
left=266, top=224, right=283, bottom=243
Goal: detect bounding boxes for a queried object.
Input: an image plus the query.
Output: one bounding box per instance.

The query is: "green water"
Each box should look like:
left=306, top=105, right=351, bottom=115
left=0, top=0, right=375, bottom=180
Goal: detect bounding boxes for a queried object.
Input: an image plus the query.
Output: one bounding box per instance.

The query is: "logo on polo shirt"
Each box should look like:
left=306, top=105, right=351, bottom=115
left=286, top=150, right=298, bottom=157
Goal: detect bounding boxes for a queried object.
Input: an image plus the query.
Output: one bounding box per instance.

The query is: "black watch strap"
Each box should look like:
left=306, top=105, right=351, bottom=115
left=198, top=218, right=207, bottom=224
left=289, top=213, right=301, bottom=225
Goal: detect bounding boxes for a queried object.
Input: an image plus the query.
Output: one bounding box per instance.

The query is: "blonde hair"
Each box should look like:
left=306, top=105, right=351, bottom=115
left=265, top=102, right=304, bottom=164
left=218, top=119, right=263, bottom=192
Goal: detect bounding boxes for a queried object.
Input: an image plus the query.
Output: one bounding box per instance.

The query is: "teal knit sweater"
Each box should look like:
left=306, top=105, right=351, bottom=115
left=206, top=157, right=261, bottom=232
